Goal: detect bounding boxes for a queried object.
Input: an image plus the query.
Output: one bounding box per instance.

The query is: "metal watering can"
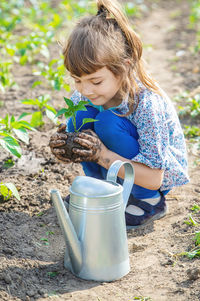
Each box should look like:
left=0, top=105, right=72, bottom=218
left=51, top=160, right=134, bottom=282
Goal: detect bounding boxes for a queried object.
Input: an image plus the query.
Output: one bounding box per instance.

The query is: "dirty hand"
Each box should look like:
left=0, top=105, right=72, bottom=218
left=73, top=129, right=108, bottom=163
left=49, top=124, right=71, bottom=163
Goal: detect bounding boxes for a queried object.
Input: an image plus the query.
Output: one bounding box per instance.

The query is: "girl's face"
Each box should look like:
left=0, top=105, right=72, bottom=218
left=71, top=67, right=122, bottom=109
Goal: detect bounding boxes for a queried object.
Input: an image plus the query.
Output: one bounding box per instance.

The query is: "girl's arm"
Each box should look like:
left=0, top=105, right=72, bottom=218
left=73, top=130, right=164, bottom=190
left=98, top=148, right=164, bottom=190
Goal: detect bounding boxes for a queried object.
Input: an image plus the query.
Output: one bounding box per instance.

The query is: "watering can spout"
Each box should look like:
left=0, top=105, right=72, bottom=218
left=50, top=189, right=82, bottom=275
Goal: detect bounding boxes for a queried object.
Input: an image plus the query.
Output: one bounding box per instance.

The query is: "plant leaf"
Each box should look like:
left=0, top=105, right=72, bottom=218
left=64, top=97, right=74, bottom=108
left=46, top=109, right=58, bottom=124
left=18, top=112, right=32, bottom=121
left=21, top=98, right=37, bottom=105
left=4, top=183, right=20, bottom=200
left=194, top=231, right=200, bottom=245
left=82, top=118, right=98, bottom=125
left=0, top=139, right=21, bottom=158
left=13, top=128, right=29, bottom=144
left=31, top=111, right=43, bottom=128
left=55, top=108, right=69, bottom=118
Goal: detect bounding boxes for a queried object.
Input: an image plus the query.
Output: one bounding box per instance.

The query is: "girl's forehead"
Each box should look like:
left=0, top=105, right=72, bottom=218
left=71, top=67, right=109, bottom=80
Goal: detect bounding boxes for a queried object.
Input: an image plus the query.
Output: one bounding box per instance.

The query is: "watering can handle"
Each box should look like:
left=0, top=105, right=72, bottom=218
left=106, top=160, right=135, bottom=210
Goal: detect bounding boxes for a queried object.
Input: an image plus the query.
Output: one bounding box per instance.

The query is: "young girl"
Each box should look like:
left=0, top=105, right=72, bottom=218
left=49, top=0, right=189, bottom=229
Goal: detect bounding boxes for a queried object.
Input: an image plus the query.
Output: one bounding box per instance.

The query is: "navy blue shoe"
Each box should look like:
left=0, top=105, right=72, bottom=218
left=125, top=192, right=167, bottom=229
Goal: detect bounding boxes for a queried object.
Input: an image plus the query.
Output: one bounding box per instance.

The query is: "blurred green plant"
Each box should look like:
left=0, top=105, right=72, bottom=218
left=33, top=58, right=70, bottom=91
left=124, top=2, right=141, bottom=18
left=189, top=0, right=200, bottom=52
left=0, top=114, right=35, bottom=158
left=21, top=94, right=58, bottom=128
left=0, top=182, right=20, bottom=202
left=0, top=61, right=17, bottom=92
left=14, top=32, right=50, bottom=65
left=178, top=93, right=200, bottom=118
left=183, top=125, right=200, bottom=139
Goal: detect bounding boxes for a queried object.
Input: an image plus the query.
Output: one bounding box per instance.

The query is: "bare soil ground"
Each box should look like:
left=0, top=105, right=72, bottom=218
left=0, top=1, right=200, bottom=300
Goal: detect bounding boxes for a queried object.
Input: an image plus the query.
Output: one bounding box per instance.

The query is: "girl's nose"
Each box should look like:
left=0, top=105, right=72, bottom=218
left=81, top=84, right=94, bottom=97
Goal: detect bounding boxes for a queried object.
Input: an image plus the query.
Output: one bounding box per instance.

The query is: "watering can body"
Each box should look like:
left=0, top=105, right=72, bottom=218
left=51, top=160, right=134, bottom=282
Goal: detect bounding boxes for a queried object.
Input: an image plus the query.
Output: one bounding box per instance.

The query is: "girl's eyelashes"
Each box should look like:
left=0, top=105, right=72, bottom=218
left=92, top=81, right=102, bottom=85
left=74, top=79, right=103, bottom=85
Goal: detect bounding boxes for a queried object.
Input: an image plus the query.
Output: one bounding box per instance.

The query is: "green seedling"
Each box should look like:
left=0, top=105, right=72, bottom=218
left=191, top=204, right=200, bottom=213
left=47, top=271, right=58, bottom=278
left=56, top=97, right=97, bottom=132
left=178, top=93, right=200, bottom=118
left=37, top=211, right=44, bottom=217
left=0, top=182, right=20, bottom=202
left=2, top=159, right=15, bottom=169
left=14, top=32, right=50, bottom=65
left=0, top=61, right=17, bottom=92
left=184, top=125, right=200, bottom=139
left=21, top=94, right=58, bottom=128
left=188, top=0, right=200, bottom=52
left=33, top=58, right=70, bottom=91
left=124, top=2, right=141, bottom=18
left=181, top=247, right=200, bottom=259
left=194, top=231, right=200, bottom=246
left=184, top=214, right=199, bottom=227
left=40, top=237, right=49, bottom=245
left=0, top=114, right=35, bottom=158
left=46, top=231, right=54, bottom=235
left=62, top=0, right=96, bottom=18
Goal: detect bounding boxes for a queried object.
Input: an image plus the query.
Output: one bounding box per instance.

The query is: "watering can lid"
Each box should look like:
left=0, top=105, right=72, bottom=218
left=70, top=176, right=122, bottom=197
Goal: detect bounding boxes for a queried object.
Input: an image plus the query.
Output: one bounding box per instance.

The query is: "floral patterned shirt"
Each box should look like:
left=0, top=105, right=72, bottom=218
left=69, top=86, right=189, bottom=191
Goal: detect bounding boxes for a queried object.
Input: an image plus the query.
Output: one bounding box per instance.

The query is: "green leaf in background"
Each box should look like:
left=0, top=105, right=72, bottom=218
left=32, top=80, right=42, bottom=88
left=45, top=108, right=58, bottom=124
left=4, top=143, right=22, bottom=158
left=54, top=77, right=61, bottom=90
left=31, top=111, right=43, bottom=127
left=2, top=159, right=15, bottom=169
left=13, top=128, right=29, bottom=144
left=4, top=182, right=20, bottom=200
left=18, top=112, right=32, bottom=121
left=0, top=184, right=11, bottom=201
left=21, top=98, right=37, bottom=105
left=194, top=231, right=200, bottom=245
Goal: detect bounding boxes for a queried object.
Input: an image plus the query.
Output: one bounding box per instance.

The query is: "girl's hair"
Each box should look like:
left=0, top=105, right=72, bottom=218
left=63, top=0, right=160, bottom=111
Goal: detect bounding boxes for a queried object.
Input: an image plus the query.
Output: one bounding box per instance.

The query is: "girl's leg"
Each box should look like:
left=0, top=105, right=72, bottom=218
left=94, top=110, right=167, bottom=228
left=94, top=110, right=159, bottom=198
left=67, top=106, right=103, bottom=179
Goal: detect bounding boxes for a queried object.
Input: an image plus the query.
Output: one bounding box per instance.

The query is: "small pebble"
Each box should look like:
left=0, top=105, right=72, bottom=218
left=4, top=274, right=12, bottom=284
left=187, top=268, right=200, bottom=281
left=27, top=289, right=36, bottom=297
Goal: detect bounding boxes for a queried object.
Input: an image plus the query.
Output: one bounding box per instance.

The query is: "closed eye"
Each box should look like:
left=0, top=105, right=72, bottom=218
left=93, top=81, right=102, bottom=85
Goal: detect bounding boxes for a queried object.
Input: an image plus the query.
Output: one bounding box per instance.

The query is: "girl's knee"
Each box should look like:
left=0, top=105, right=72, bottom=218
left=94, top=110, right=138, bottom=139
left=94, top=110, right=139, bottom=158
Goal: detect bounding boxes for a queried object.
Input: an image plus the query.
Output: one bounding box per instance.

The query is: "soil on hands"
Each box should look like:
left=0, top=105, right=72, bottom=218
left=58, top=130, right=92, bottom=161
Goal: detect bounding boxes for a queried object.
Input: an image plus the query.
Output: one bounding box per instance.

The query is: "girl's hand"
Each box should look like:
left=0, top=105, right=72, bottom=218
left=49, top=124, right=71, bottom=163
left=73, top=129, right=108, bottom=163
